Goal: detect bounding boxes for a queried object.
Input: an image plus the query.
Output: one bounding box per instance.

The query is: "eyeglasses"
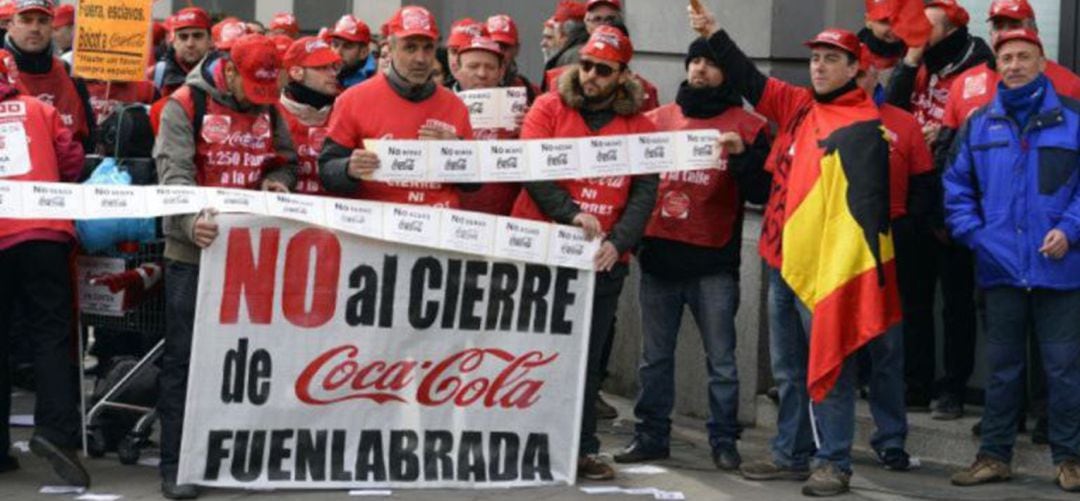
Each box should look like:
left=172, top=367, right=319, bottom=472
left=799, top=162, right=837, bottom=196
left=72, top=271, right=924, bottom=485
left=580, top=60, right=617, bottom=77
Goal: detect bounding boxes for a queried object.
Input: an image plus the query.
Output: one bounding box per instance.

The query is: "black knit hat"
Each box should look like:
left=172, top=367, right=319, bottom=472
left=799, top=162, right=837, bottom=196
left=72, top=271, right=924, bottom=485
left=685, top=37, right=719, bottom=69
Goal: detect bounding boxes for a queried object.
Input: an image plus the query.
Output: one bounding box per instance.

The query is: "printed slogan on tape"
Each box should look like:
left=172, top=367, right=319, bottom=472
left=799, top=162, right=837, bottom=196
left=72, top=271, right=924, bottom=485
left=72, top=0, right=154, bottom=82
left=176, top=215, right=594, bottom=489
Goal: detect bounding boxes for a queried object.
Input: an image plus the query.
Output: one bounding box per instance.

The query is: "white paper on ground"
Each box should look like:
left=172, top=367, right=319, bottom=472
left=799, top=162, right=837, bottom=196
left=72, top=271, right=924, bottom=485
left=580, top=486, right=624, bottom=494
left=75, top=494, right=122, bottom=501
left=621, top=464, right=669, bottom=475
left=348, top=490, right=393, bottom=496
left=39, top=486, right=86, bottom=494
left=654, top=491, right=686, bottom=500
left=9, top=414, right=33, bottom=426
left=624, top=487, right=659, bottom=495
left=12, top=440, right=29, bottom=453
left=137, top=457, right=161, bottom=468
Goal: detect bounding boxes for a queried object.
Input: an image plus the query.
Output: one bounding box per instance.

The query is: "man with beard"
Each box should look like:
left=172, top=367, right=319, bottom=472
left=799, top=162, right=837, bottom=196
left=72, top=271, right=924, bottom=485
left=5, top=0, right=93, bottom=148
left=149, top=7, right=213, bottom=98
left=330, top=14, right=376, bottom=89
left=511, top=25, right=658, bottom=481
left=319, top=6, right=474, bottom=208
left=860, top=0, right=906, bottom=98
left=279, top=36, right=342, bottom=195
left=614, top=36, right=770, bottom=473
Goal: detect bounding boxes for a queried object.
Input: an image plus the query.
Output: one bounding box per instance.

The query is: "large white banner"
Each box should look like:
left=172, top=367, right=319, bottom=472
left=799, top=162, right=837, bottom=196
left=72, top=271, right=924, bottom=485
left=178, top=215, right=595, bottom=489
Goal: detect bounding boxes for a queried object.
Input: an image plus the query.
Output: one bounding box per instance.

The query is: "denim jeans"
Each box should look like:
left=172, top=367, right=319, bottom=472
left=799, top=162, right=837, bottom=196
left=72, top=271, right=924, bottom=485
left=865, top=321, right=908, bottom=454
left=579, top=264, right=628, bottom=456
left=980, top=287, right=1080, bottom=465
left=632, top=270, right=741, bottom=451
left=159, top=260, right=199, bottom=478
left=766, top=267, right=814, bottom=469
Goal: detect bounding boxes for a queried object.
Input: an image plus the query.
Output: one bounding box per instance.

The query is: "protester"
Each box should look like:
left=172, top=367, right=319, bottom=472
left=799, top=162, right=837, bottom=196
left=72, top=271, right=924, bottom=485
left=944, top=28, right=1080, bottom=493
left=48, top=1, right=70, bottom=55
left=319, top=6, right=474, bottom=207
left=154, top=34, right=297, bottom=499
left=543, top=0, right=588, bottom=83
left=444, top=18, right=487, bottom=89
left=330, top=15, right=376, bottom=88
left=585, top=0, right=622, bottom=34
left=511, top=25, right=658, bottom=481
left=541, top=17, right=558, bottom=63
left=692, top=4, right=898, bottom=496
left=5, top=0, right=94, bottom=149
left=0, top=0, right=14, bottom=31
left=486, top=14, right=540, bottom=103
left=279, top=36, right=342, bottom=195
left=212, top=18, right=251, bottom=53
left=268, top=12, right=300, bottom=39
left=0, top=47, right=89, bottom=489
left=885, top=0, right=992, bottom=419
left=544, top=22, right=659, bottom=112
left=149, top=7, right=213, bottom=98
left=614, top=36, right=770, bottom=472
left=859, top=0, right=907, bottom=93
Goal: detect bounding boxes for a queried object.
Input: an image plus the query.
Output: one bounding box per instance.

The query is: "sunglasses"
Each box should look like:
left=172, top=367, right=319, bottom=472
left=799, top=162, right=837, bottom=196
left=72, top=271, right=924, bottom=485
left=580, top=60, right=617, bottom=77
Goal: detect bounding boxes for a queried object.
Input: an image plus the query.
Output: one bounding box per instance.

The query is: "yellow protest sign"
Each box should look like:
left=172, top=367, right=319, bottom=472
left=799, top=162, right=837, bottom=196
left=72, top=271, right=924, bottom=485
left=72, top=0, right=153, bottom=82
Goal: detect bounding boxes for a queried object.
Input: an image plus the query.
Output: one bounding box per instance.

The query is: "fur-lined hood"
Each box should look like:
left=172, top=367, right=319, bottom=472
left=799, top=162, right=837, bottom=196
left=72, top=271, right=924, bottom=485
left=556, top=65, right=646, bottom=116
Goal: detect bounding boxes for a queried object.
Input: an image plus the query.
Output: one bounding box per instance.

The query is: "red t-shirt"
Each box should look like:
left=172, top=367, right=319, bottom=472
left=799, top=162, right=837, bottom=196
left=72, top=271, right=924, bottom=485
left=879, top=103, right=932, bottom=219
left=325, top=73, right=474, bottom=207
left=942, top=61, right=1080, bottom=129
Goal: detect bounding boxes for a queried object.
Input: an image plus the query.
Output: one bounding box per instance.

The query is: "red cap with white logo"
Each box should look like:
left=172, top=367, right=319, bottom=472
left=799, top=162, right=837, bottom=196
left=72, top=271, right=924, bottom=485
left=386, top=6, right=439, bottom=40
left=587, top=0, right=621, bottom=12
left=230, top=35, right=284, bottom=106
left=988, top=0, right=1035, bottom=21
left=51, top=3, right=72, bottom=27
left=993, top=27, right=1043, bottom=53
left=214, top=19, right=251, bottom=51
left=269, top=12, right=300, bottom=38
left=14, top=0, right=52, bottom=17
left=171, top=7, right=211, bottom=33
left=447, top=18, right=487, bottom=50
left=332, top=14, right=372, bottom=44
left=579, top=25, right=632, bottom=64
left=284, top=36, right=342, bottom=69
left=486, top=14, right=519, bottom=46
left=804, top=28, right=861, bottom=57
left=458, top=36, right=503, bottom=59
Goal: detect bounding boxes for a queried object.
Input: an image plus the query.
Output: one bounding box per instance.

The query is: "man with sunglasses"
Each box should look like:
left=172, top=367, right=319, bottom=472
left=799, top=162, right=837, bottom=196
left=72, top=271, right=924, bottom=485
left=149, top=7, right=213, bottom=98
left=511, top=25, right=659, bottom=482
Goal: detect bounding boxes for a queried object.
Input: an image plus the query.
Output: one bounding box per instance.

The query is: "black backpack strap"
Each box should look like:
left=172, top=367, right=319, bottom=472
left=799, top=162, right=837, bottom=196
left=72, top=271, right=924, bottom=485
left=190, top=86, right=208, bottom=141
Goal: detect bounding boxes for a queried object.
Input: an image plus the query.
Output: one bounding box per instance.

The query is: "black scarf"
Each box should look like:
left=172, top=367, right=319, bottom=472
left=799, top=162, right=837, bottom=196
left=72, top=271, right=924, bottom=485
left=286, top=82, right=335, bottom=110
left=385, top=62, right=436, bottom=102
left=814, top=78, right=858, bottom=104
left=858, top=28, right=905, bottom=61
left=924, top=26, right=970, bottom=75
left=4, top=35, right=54, bottom=74
left=676, top=81, right=743, bottom=119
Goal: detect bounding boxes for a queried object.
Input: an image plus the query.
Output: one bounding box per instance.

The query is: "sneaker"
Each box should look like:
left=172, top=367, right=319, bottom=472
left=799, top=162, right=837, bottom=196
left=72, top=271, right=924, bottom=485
left=0, top=454, right=19, bottom=473
left=711, top=443, right=742, bottom=471
left=801, top=463, right=851, bottom=497
left=739, top=459, right=811, bottom=481
left=29, top=435, right=90, bottom=488
left=595, top=395, right=618, bottom=420
left=161, top=473, right=201, bottom=500
left=578, top=454, right=616, bottom=481
left=951, top=455, right=1011, bottom=486
left=613, top=438, right=669, bottom=464
left=1032, top=416, right=1048, bottom=445
left=878, top=448, right=912, bottom=471
left=932, top=393, right=964, bottom=420
left=1057, top=459, right=1080, bottom=492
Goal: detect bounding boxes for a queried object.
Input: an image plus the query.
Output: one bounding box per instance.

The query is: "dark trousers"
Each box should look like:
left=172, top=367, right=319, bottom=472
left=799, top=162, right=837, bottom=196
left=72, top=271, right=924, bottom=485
left=895, top=219, right=977, bottom=401
left=0, top=240, right=81, bottom=453
left=579, top=264, right=627, bottom=456
left=159, top=260, right=199, bottom=477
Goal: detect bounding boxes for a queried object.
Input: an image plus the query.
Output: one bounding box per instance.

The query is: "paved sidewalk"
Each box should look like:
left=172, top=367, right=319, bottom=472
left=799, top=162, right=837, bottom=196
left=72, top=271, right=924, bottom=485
left=4, top=389, right=1074, bottom=500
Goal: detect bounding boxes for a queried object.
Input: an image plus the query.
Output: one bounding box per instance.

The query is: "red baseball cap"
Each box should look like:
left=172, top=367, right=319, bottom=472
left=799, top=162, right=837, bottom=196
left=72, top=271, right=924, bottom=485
left=486, top=14, right=519, bottom=46
left=332, top=14, right=372, bottom=44
left=386, top=6, right=438, bottom=40
left=993, top=27, right=1043, bottom=53
left=271, top=34, right=293, bottom=58
left=579, top=24, right=632, bottom=65
left=171, top=7, right=211, bottom=33
left=804, top=28, right=861, bottom=57
left=447, top=18, right=487, bottom=50
left=926, top=0, right=971, bottom=27
left=458, top=36, right=503, bottom=59
left=284, top=36, right=341, bottom=69
left=51, top=3, right=72, bottom=27
left=587, top=0, right=621, bottom=12
left=229, top=35, right=283, bottom=106
left=865, top=0, right=892, bottom=22
left=214, top=18, right=250, bottom=51
left=553, top=1, right=587, bottom=23
left=0, top=1, right=16, bottom=21
left=988, top=0, right=1035, bottom=21
left=152, top=21, right=167, bottom=46
left=15, top=0, right=53, bottom=17
left=269, top=13, right=299, bottom=37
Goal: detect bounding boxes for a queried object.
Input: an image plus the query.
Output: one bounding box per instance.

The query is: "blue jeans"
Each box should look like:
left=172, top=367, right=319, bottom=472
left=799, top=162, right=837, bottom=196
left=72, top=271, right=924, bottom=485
left=633, top=271, right=741, bottom=451
left=766, top=267, right=814, bottom=469
left=866, top=322, right=908, bottom=454
left=159, top=260, right=199, bottom=478
left=980, top=287, right=1080, bottom=465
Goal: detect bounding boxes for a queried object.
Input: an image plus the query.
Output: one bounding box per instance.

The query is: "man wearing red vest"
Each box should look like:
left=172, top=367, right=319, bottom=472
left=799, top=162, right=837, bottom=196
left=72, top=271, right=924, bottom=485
left=154, top=34, right=297, bottom=499
left=612, top=37, right=770, bottom=472
left=511, top=25, right=659, bottom=481
left=5, top=0, right=93, bottom=149
left=278, top=36, right=342, bottom=195
left=148, top=7, right=212, bottom=98
left=267, top=12, right=299, bottom=39
left=452, top=36, right=522, bottom=216
left=0, top=49, right=89, bottom=488
left=320, top=6, right=474, bottom=208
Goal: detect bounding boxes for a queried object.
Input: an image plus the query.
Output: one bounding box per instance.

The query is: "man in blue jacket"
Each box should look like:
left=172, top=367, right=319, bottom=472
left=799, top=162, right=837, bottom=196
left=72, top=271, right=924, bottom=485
left=944, top=29, right=1080, bottom=492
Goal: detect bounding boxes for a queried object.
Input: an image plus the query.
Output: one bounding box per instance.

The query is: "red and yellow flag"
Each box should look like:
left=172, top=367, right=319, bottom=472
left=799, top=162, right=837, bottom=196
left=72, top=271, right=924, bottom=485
left=780, top=95, right=902, bottom=403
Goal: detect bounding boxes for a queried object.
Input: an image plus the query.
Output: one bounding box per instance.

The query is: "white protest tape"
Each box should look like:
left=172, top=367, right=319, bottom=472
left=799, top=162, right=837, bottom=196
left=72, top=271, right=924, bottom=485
left=458, top=87, right=529, bottom=130
left=0, top=181, right=601, bottom=271
left=363, top=129, right=725, bottom=184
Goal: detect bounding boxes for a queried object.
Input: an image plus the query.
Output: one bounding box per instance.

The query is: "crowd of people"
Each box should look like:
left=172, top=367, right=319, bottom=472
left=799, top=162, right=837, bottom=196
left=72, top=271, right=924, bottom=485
left=0, top=0, right=1077, bottom=498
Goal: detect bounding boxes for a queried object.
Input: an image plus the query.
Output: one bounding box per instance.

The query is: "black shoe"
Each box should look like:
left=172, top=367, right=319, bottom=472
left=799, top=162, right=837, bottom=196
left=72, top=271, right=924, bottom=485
left=613, top=439, right=669, bottom=464
left=29, top=435, right=90, bottom=488
left=595, top=394, right=618, bottom=420
left=932, top=393, right=964, bottom=420
left=162, top=475, right=201, bottom=500
left=0, top=454, right=19, bottom=473
left=878, top=448, right=912, bottom=471
left=1032, top=416, right=1048, bottom=445
left=712, top=443, right=742, bottom=471
left=766, top=386, right=779, bottom=404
